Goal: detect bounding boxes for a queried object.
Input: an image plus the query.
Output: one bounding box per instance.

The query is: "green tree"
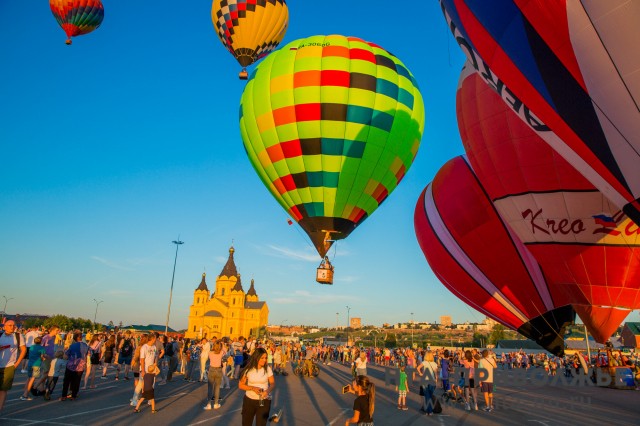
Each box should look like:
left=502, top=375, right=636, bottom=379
left=384, top=333, right=397, bottom=348
left=43, top=315, right=73, bottom=331
left=23, top=317, right=46, bottom=328
left=471, top=332, right=488, bottom=348
left=489, top=324, right=506, bottom=345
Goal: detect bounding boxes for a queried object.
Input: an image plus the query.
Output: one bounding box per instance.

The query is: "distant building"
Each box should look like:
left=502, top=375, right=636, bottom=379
left=621, top=322, right=640, bottom=348
left=350, top=317, right=362, bottom=329
left=186, top=246, right=269, bottom=340
left=440, top=316, right=452, bottom=327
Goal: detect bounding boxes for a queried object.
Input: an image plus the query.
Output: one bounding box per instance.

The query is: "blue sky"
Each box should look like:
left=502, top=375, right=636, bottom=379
left=2, top=1, right=636, bottom=331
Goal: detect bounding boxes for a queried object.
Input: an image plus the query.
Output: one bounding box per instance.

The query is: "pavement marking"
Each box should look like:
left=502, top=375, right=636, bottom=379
left=0, top=419, right=81, bottom=426
left=528, top=421, right=550, bottom=425
left=325, top=408, right=350, bottom=426
left=186, top=408, right=242, bottom=425
left=7, top=392, right=189, bottom=425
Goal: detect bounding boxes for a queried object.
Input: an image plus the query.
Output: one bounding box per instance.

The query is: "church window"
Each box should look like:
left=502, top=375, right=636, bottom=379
left=197, top=297, right=200, bottom=303
left=230, top=327, right=233, bottom=335
left=221, top=288, right=225, bottom=296
left=233, top=298, right=235, bottom=305
left=231, top=312, right=234, bottom=318
left=193, top=326, right=196, bottom=332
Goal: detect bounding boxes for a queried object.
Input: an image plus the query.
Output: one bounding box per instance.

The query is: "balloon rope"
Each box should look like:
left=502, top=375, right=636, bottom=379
left=530, top=302, right=569, bottom=346
left=290, top=218, right=316, bottom=253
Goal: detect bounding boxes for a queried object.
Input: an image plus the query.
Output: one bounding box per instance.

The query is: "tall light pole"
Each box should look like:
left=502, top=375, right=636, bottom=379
left=336, top=312, right=339, bottom=330
left=346, top=306, right=351, bottom=346
left=411, top=312, right=414, bottom=348
left=165, top=239, right=184, bottom=334
left=2, top=296, right=15, bottom=321
left=93, top=299, right=104, bottom=329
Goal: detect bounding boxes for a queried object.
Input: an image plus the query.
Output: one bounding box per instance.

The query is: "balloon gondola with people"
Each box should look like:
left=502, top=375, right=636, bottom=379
left=239, top=35, right=425, bottom=283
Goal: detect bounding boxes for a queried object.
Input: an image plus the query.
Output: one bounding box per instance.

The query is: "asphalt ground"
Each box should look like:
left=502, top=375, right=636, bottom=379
left=0, top=361, right=638, bottom=425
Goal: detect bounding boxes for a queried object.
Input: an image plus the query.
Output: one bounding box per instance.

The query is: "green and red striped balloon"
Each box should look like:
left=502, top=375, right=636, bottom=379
left=50, top=0, right=104, bottom=45
left=240, top=35, right=425, bottom=257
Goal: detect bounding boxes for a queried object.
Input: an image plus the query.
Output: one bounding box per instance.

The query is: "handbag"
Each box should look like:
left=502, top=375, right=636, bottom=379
left=90, top=348, right=100, bottom=364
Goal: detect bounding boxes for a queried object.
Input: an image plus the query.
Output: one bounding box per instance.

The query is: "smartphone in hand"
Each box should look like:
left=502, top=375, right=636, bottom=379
left=342, top=385, right=350, bottom=394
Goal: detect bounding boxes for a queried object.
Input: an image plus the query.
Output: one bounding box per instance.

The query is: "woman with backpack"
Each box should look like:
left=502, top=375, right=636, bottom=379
left=101, top=335, right=117, bottom=379
left=117, top=331, right=135, bottom=380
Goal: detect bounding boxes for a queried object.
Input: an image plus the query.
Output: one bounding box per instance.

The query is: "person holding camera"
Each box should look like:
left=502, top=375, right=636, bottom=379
left=344, top=375, right=375, bottom=426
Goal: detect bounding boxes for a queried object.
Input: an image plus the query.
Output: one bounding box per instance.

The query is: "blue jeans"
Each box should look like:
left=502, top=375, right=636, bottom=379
left=423, top=384, right=436, bottom=414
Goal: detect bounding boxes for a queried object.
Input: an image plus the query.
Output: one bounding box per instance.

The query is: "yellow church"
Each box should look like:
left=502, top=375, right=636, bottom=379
left=185, top=246, right=269, bottom=340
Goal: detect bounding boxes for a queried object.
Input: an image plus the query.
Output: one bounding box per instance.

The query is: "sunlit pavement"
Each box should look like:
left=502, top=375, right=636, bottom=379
left=1, top=362, right=638, bottom=425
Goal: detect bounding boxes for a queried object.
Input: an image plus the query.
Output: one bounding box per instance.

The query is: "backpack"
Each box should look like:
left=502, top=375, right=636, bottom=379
left=165, top=341, right=175, bottom=357
left=0, top=331, right=21, bottom=347
left=121, top=338, right=133, bottom=357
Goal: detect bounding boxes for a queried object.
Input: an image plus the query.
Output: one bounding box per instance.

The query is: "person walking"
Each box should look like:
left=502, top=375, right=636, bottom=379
left=101, top=334, right=116, bottom=379
left=417, top=350, right=438, bottom=415
left=345, top=375, right=375, bottom=426
left=204, top=341, right=225, bottom=410
left=134, top=365, right=157, bottom=414
left=83, top=335, right=101, bottom=390
left=355, top=351, right=368, bottom=377
left=0, top=320, right=27, bottom=413
left=199, top=337, right=210, bottom=382
left=462, top=350, right=479, bottom=411
left=478, top=349, right=497, bottom=412
left=21, top=336, right=45, bottom=400
left=61, top=331, right=88, bottom=401
left=238, top=348, right=275, bottom=426
left=117, top=330, right=135, bottom=380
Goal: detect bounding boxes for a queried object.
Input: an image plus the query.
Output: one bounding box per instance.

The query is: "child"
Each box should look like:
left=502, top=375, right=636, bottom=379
left=21, top=336, right=46, bottom=400
left=134, top=365, right=156, bottom=413
left=44, top=350, right=67, bottom=400
left=453, top=371, right=466, bottom=403
left=396, top=365, right=409, bottom=410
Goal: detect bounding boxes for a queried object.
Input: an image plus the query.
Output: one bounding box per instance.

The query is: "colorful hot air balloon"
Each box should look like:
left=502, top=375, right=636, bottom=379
left=439, top=0, right=640, bottom=226
left=457, top=64, right=640, bottom=343
left=212, top=0, right=289, bottom=79
left=50, top=0, right=104, bottom=45
left=414, top=156, right=574, bottom=355
left=240, top=35, right=424, bottom=259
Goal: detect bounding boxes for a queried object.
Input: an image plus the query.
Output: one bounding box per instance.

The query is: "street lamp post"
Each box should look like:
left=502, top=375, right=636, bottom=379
left=411, top=312, right=414, bottom=348
left=336, top=312, right=339, bottom=330
left=346, top=306, right=351, bottom=346
left=2, top=296, right=15, bottom=321
left=93, top=299, right=104, bottom=330
left=165, top=239, right=184, bottom=334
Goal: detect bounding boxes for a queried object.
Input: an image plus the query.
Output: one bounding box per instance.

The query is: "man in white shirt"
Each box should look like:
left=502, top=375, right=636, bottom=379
left=0, top=321, right=27, bottom=413
left=478, top=349, right=497, bottom=412
left=140, top=334, right=158, bottom=380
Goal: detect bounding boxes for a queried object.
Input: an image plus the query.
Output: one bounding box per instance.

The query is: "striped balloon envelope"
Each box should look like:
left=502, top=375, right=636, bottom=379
left=212, top=0, right=288, bottom=78
left=240, top=35, right=424, bottom=258
left=439, top=0, right=640, bottom=227
left=457, top=64, right=640, bottom=343
left=414, top=156, right=574, bottom=355
left=50, top=0, right=104, bottom=45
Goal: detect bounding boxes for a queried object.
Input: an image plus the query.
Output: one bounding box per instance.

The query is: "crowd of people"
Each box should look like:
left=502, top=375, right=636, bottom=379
left=2, top=320, right=640, bottom=424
